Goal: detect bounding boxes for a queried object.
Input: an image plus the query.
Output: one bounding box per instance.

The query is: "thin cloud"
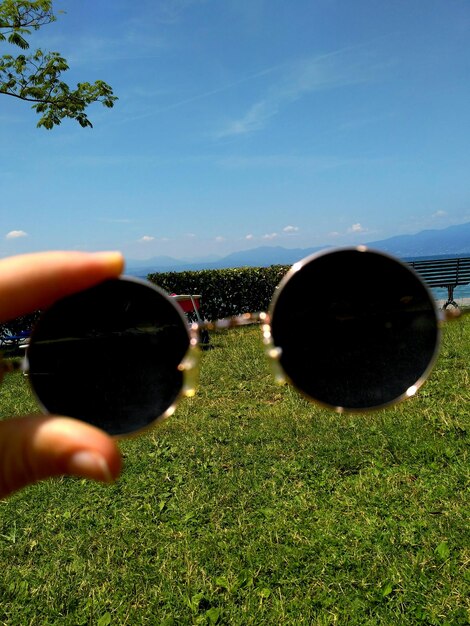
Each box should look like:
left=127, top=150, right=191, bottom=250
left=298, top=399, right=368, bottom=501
left=218, top=154, right=362, bottom=170
left=124, top=63, right=286, bottom=123
left=98, top=218, right=133, bottom=224
left=65, top=32, right=167, bottom=66
left=151, top=0, right=209, bottom=24
left=216, top=45, right=379, bottom=138
left=433, top=210, right=447, bottom=218
left=138, top=235, right=155, bottom=242
left=283, top=225, right=299, bottom=233
left=6, top=230, right=28, bottom=239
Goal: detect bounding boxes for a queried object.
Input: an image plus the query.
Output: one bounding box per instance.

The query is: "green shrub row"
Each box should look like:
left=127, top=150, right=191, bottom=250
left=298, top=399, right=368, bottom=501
left=148, top=265, right=292, bottom=321
left=0, top=266, right=292, bottom=340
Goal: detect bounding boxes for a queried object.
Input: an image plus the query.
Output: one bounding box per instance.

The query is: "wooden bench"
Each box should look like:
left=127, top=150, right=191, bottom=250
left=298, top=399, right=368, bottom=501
left=408, top=257, right=470, bottom=308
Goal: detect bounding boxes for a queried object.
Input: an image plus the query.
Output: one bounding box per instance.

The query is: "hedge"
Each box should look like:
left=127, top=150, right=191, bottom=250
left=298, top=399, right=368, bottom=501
left=148, top=265, right=291, bottom=321
left=0, top=266, right=293, bottom=341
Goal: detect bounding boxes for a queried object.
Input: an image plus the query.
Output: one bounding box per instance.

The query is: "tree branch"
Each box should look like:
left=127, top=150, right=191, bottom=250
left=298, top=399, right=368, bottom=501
left=0, top=1, right=116, bottom=129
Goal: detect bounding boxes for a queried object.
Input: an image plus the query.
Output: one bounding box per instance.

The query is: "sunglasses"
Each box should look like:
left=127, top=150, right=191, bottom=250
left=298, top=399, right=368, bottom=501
left=0, top=248, right=465, bottom=437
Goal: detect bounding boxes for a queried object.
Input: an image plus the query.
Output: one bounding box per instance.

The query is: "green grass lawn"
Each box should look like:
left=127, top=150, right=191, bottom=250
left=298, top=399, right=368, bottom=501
left=0, top=317, right=469, bottom=625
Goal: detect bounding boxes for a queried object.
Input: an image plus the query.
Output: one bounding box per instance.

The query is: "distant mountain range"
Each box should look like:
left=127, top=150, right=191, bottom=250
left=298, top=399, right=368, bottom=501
left=370, top=221, right=470, bottom=257
left=126, top=221, right=470, bottom=276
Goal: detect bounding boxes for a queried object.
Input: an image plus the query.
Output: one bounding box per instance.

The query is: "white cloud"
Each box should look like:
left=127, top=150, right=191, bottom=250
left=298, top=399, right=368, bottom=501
left=245, top=234, right=254, bottom=240
left=348, top=223, right=366, bottom=233
left=138, top=235, right=155, bottom=242
left=433, top=210, right=447, bottom=218
left=6, top=230, right=28, bottom=239
left=283, top=225, right=299, bottom=233
left=262, top=232, right=278, bottom=240
left=215, top=236, right=225, bottom=242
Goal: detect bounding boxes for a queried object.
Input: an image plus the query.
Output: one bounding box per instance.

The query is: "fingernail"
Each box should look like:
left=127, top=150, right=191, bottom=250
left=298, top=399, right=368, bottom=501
left=67, top=451, right=114, bottom=483
left=91, top=251, right=125, bottom=272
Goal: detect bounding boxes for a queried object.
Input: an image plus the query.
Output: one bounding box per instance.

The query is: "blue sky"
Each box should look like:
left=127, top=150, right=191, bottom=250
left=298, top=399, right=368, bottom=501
left=1, top=0, right=470, bottom=261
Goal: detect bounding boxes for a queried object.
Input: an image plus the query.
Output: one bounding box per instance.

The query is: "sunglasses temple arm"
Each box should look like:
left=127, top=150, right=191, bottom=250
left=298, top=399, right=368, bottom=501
left=196, top=311, right=268, bottom=332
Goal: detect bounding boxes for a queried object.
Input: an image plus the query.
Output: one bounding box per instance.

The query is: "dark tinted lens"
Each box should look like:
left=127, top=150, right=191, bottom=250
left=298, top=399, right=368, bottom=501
left=27, top=278, right=190, bottom=436
left=270, top=249, right=439, bottom=410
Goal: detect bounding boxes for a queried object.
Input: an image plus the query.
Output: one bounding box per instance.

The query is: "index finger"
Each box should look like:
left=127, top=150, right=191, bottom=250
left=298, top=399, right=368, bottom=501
left=0, top=251, right=124, bottom=323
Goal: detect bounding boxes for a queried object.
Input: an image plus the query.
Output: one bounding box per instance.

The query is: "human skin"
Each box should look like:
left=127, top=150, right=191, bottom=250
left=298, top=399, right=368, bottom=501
left=0, top=251, right=124, bottom=498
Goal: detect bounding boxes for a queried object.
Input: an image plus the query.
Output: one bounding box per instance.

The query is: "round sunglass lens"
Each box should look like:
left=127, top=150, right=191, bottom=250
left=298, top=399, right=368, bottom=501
left=27, top=278, right=190, bottom=436
left=270, top=249, right=439, bottom=410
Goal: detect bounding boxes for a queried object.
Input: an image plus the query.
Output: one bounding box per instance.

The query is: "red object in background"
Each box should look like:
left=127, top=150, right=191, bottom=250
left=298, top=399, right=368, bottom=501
left=169, top=294, right=211, bottom=347
left=170, top=294, right=202, bottom=316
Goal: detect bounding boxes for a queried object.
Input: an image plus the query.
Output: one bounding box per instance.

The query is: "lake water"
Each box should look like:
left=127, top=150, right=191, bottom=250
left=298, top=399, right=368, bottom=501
left=431, top=284, right=470, bottom=302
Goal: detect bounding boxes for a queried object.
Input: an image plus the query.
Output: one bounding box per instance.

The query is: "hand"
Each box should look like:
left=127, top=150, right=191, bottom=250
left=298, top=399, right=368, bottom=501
left=0, top=251, right=124, bottom=498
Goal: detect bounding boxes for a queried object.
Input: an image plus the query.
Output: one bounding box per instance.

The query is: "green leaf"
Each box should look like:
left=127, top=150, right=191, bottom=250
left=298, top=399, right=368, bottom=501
left=187, top=592, right=205, bottom=612
left=381, top=582, right=393, bottom=598
left=435, top=541, right=450, bottom=560
left=8, top=32, right=29, bottom=49
left=97, top=613, right=111, bottom=626
left=205, top=607, right=221, bottom=624
left=214, top=576, right=229, bottom=590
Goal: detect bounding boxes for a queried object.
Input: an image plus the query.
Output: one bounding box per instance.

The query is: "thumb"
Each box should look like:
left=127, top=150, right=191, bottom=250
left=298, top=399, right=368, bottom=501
left=0, top=415, right=122, bottom=498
